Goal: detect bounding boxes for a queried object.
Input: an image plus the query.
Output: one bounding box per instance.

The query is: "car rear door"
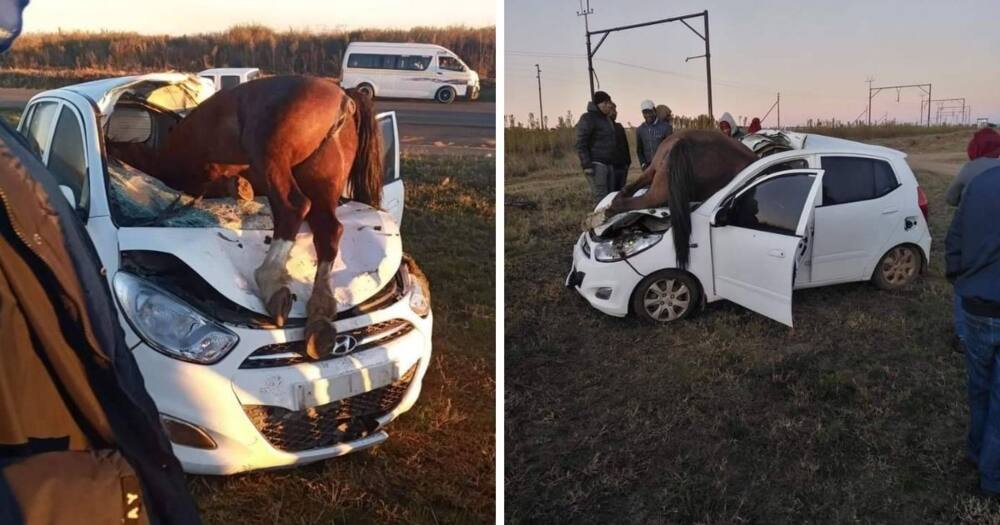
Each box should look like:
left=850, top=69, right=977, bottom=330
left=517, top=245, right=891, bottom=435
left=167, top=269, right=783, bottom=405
left=377, top=111, right=403, bottom=224
left=710, top=169, right=825, bottom=326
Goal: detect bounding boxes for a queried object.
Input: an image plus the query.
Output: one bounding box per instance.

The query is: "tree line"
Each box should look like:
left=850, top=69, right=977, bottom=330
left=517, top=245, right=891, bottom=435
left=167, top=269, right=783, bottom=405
left=0, top=24, right=496, bottom=79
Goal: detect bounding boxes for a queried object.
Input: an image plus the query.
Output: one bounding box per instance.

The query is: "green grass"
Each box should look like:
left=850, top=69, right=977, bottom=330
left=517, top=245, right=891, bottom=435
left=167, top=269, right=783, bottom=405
left=185, top=154, right=495, bottom=523
left=504, top=130, right=999, bottom=523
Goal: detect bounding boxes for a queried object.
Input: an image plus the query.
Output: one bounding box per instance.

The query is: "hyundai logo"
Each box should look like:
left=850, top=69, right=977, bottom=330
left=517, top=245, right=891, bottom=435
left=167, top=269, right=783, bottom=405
left=332, top=335, right=359, bottom=356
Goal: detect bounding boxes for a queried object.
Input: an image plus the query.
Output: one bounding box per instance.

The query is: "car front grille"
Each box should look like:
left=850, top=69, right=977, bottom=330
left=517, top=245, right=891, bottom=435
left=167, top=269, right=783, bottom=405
left=240, top=319, right=415, bottom=369
left=242, top=362, right=419, bottom=452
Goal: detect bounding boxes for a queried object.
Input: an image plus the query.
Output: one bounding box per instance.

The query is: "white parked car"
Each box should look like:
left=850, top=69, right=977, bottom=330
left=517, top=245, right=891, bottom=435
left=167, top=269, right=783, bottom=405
left=341, top=41, right=481, bottom=104
left=17, top=73, right=431, bottom=474
left=567, top=131, right=931, bottom=326
left=198, top=67, right=261, bottom=91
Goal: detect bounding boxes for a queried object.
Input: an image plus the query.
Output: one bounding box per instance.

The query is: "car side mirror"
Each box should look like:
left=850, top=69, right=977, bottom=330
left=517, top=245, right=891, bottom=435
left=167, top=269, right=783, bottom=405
left=714, top=206, right=730, bottom=227
left=59, top=185, right=76, bottom=209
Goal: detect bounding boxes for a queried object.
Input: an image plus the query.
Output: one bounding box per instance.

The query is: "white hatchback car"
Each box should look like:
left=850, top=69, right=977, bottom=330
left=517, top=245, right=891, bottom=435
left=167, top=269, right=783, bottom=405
left=18, top=73, right=431, bottom=474
left=568, top=131, right=931, bottom=326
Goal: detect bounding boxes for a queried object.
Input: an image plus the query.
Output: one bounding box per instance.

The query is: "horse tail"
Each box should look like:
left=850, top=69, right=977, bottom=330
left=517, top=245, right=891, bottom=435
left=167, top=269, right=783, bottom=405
left=667, top=137, right=695, bottom=270
left=345, top=88, right=383, bottom=208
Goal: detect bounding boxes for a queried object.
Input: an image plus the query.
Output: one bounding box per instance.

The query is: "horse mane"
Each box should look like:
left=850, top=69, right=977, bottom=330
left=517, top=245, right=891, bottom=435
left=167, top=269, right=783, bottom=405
left=667, top=137, right=695, bottom=269
left=344, top=88, right=383, bottom=208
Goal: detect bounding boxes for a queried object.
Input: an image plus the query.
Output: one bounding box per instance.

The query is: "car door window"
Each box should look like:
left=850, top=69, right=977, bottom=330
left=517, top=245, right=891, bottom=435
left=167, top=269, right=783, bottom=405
left=47, top=106, right=89, bottom=214
left=379, top=116, right=398, bottom=184
left=727, top=173, right=816, bottom=235
left=820, top=156, right=899, bottom=206
left=24, top=101, right=59, bottom=159
left=438, top=56, right=465, bottom=72
left=220, top=75, right=240, bottom=90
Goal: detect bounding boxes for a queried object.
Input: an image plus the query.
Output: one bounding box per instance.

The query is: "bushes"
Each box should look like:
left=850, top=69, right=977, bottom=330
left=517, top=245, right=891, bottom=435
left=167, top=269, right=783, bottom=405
left=0, top=24, right=495, bottom=80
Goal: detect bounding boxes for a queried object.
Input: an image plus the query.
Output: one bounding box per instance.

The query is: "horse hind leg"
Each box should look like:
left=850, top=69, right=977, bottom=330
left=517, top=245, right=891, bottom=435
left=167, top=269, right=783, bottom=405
left=252, top=158, right=311, bottom=327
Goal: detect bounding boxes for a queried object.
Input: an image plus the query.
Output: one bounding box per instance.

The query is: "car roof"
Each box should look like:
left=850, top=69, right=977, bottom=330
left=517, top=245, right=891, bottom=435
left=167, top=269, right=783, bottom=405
left=345, top=41, right=450, bottom=53
left=199, top=67, right=260, bottom=76
left=37, top=72, right=193, bottom=104
left=798, top=133, right=905, bottom=158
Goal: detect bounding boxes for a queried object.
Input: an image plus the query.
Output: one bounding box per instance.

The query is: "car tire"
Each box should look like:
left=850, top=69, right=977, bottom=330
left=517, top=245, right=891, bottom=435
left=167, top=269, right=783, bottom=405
left=435, top=86, right=456, bottom=104
left=356, top=83, right=375, bottom=99
left=630, top=270, right=702, bottom=323
left=871, top=244, right=922, bottom=290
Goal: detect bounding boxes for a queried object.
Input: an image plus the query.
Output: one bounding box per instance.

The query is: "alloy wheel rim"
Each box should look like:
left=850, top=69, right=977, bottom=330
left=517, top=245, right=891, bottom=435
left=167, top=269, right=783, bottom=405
left=643, top=278, right=691, bottom=321
left=882, top=247, right=917, bottom=284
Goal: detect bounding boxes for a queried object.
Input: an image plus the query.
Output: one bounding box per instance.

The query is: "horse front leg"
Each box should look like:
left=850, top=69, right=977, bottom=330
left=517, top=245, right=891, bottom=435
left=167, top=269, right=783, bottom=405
left=253, top=160, right=311, bottom=327
left=304, top=207, right=343, bottom=360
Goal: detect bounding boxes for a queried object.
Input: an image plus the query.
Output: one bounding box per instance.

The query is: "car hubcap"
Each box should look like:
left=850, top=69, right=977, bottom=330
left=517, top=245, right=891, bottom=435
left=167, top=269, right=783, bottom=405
left=882, top=247, right=917, bottom=284
left=643, top=278, right=690, bottom=321
left=440, top=90, right=452, bottom=101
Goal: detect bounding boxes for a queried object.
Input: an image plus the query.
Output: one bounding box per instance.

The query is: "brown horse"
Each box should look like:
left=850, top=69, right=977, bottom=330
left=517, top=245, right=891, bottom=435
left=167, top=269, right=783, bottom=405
left=109, top=75, right=382, bottom=359
left=607, top=129, right=757, bottom=269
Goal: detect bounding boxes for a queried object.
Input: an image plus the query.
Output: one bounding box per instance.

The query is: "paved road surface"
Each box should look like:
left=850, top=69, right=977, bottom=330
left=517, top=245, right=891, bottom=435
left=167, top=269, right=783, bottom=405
left=0, top=88, right=494, bottom=153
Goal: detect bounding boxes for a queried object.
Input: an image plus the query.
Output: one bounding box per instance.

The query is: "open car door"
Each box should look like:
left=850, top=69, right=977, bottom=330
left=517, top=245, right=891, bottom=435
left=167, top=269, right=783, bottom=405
left=710, top=169, right=824, bottom=326
left=377, top=111, right=403, bottom=224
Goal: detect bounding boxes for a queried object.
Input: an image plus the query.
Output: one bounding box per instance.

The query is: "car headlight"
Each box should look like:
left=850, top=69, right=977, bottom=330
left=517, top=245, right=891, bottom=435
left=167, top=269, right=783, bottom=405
left=113, top=272, right=239, bottom=364
left=408, top=274, right=431, bottom=317
left=593, top=232, right=663, bottom=262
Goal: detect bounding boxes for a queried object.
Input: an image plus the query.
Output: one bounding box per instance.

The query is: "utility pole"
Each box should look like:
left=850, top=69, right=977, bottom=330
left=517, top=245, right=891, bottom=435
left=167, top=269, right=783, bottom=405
left=577, top=0, right=595, bottom=96
left=866, top=77, right=874, bottom=126
left=535, top=64, right=544, bottom=129
left=777, top=92, right=780, bottom=128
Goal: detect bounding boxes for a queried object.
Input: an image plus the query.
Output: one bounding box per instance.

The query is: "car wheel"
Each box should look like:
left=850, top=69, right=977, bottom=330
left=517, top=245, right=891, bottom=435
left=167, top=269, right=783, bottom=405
left=435, top=86, right=456, bottom=104
left=631, top=270, right=702, bottom=323
left=357, top=83, right=374, bottom=99
left=872, top=244, right=921, bottom=290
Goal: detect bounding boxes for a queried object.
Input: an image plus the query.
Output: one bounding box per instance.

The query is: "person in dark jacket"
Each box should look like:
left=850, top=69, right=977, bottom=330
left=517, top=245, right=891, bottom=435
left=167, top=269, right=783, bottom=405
left=0, top=117, right=201, bottom=524
left=946, top=129, right=1000, bottom=350
left=635, top=99, right=672, bottom=170
left=946, top=165, right=1000, bottom=496
left=575, top=90, right=617, bottom=202
left=609, top=103, right=630, bottom=193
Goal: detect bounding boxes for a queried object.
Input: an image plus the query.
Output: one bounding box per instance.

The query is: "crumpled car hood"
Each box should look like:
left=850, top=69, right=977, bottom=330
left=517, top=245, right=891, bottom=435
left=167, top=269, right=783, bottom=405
left=115, top=202, right=402, bottom=318
left=583, top=190, right=671, bottom=237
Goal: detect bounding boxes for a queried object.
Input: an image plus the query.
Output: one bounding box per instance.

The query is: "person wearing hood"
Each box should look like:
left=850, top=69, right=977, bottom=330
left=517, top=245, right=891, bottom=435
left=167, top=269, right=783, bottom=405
left=945, top=128, right=1000, bottom=351
left=609, top=103, right=630, bottom=193
left=635, top=100, right=672, bottom=171
left=748, top=117, right=762, bottom=134
left=718, top=112, right=746, bottom=139
left=575, top=90, right=618, bottom=202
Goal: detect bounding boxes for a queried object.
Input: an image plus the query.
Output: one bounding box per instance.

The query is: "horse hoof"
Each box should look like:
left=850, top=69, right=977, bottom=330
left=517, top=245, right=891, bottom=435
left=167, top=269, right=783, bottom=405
left=235, top=177, right=254, bottom=202
left=266, top=287, right=293, bottom=327
left=305, top=321, right=336, bottom=360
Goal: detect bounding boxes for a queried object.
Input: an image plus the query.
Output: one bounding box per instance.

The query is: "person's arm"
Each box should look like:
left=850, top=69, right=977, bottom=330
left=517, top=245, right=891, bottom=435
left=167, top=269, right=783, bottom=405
left=945, top=196, right=965, bottom=283
left=945, top=163, right=973, bottom=206
left=575, top=116, right=594, bottom=171
left=636, top=127, right=648, bottom=168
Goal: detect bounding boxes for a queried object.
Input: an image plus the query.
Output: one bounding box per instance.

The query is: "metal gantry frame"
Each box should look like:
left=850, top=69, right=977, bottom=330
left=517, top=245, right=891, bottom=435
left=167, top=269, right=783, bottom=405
left=579, top=3, right=714, bottom=119
left=868, top=83, right=932, bottom=126
left=922, top=97, right=967, bottom=125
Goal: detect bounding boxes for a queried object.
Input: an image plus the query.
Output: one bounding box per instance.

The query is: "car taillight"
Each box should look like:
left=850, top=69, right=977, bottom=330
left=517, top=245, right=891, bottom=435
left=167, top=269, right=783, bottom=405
left=917, top=186, right=929, bottom=220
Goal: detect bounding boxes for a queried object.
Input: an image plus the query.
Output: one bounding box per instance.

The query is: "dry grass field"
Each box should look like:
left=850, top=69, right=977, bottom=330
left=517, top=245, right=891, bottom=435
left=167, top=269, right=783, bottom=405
left=504, top=129, right=1000, bottom=523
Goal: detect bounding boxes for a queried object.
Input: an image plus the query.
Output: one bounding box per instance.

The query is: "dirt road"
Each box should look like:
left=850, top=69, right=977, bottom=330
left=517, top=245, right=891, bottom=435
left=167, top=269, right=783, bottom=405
left=0, top=87, right=495, bottom=154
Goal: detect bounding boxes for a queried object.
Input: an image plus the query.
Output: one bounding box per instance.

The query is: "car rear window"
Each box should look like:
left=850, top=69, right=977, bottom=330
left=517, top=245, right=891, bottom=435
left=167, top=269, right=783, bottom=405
left=820, top=156, right=899, bottom=206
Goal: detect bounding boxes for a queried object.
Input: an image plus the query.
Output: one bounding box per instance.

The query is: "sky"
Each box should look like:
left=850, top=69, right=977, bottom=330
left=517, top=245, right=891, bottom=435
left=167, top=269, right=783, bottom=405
left=21, top=0, right=495, bottom=34
left=505, top=0, right=1000, bottom=128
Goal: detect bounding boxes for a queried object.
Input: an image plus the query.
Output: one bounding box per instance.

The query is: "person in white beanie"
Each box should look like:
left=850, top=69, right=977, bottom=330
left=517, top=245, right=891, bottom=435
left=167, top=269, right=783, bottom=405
left=635, top=99, right=672, bottom=170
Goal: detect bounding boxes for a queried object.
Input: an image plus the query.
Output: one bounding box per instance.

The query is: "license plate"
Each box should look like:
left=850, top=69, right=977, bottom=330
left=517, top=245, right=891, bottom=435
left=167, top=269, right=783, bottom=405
left=294, top=362, right=401, bottom=409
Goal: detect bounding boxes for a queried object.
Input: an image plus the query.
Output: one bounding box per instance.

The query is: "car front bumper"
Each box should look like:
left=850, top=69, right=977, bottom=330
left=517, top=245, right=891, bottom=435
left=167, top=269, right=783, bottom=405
left=567, top=232, right=642, bottom=317
left=133, top=279, right=433, bottom=475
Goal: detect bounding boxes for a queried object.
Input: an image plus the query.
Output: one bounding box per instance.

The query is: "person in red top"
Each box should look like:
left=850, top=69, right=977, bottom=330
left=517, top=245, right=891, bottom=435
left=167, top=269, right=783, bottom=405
left=748, top=117, right=762, bottom=134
